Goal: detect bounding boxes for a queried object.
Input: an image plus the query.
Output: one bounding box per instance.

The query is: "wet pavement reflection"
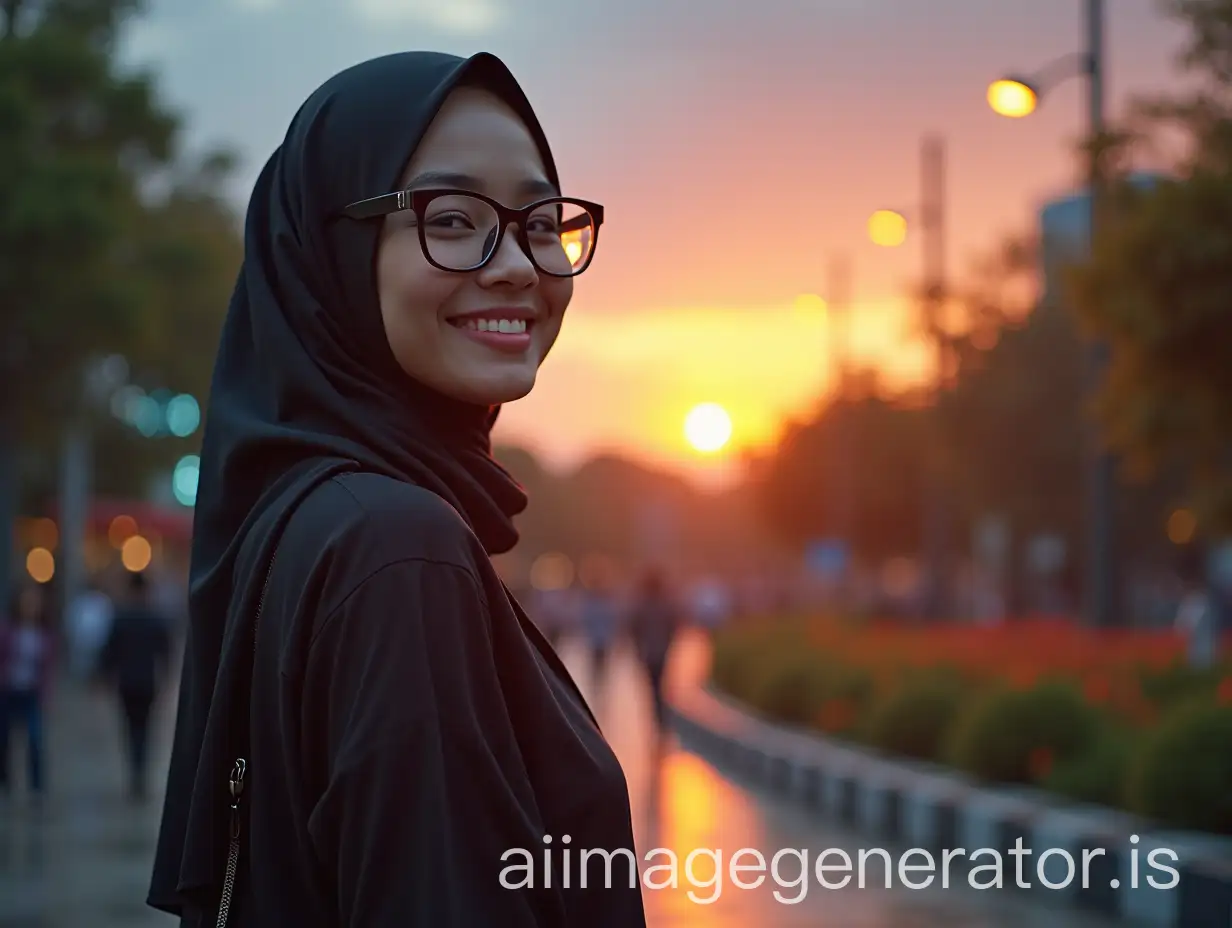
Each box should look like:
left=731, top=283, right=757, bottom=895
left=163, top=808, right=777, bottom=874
left=568, top=629, right=1121, bottom=928
left=0, top=630, right=1121, bottom=926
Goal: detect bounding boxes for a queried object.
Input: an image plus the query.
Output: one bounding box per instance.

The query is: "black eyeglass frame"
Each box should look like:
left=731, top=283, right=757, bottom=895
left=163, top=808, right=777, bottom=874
left=339, top=187, right=605, bottom=278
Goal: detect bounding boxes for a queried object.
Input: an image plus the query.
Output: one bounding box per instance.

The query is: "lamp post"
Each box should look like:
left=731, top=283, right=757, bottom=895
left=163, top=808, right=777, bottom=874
left=827, top=254, right=854, bottom=580
left=987, top=0, right=1116, bottom=628
left=869, top=133, right=952, bottom=621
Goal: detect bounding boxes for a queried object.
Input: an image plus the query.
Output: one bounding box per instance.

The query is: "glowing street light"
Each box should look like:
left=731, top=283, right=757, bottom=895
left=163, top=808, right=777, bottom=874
left=986, top=49, right=1092, bottom=122
left=868, top=209, right=908, bottom=248
left=987, top=78, right=1038, bottom=118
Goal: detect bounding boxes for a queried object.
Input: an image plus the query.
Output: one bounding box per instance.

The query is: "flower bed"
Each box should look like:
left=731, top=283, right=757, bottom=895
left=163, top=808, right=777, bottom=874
left=709, top=616, right=1232, bottom=835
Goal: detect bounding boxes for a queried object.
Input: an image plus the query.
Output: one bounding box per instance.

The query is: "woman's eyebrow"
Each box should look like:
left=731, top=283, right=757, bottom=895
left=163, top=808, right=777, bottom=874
left=405, top=170, right=559, bottom=198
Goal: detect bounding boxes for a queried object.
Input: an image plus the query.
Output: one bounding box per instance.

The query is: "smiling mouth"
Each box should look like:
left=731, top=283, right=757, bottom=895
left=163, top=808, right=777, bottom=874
left=446, top=313, right=536, bottom=356
left=447, top=316, right=532, bottom=335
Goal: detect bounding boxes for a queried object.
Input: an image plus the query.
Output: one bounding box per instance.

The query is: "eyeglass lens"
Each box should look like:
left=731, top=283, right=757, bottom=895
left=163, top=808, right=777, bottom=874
left=420, top=194, right=596, bottom=275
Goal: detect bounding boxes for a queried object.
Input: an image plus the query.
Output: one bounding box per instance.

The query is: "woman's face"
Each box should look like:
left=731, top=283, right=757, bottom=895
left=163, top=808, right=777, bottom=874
left=376, top=87, right=573, bottom=405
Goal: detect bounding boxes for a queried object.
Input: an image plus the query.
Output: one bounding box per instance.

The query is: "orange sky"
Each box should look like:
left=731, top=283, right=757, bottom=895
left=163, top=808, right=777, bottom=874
left=484, top=2, right=1190, bottom=483
left=132, top=0, right=1194, bottom=485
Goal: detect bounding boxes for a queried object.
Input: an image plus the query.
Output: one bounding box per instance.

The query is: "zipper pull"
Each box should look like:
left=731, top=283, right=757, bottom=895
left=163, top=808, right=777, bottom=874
left=228, top=758, right=247, bottom=839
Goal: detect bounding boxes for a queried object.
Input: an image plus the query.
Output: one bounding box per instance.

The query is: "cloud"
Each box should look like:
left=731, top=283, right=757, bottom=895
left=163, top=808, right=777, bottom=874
left=351, top=0, right=505, bottom=34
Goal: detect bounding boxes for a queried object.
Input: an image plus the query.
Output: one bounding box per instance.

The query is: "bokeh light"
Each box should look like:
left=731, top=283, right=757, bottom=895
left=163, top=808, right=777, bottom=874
left=1167, top=508, right=1197, bottom=545
left=684, top=403, right=733, bottom=454
left=26, top=547, right=55, bottom=583
left=108, top=514, right=138, bottom=548
left=987, top=78, right=1037, bottom=118
left=173, top=454, right=200, bottom=506
left=29, top=517, right=58, bottom=550
left=127, top=392, right=163, bottom=436
left=121, top=534, right=152, bottom=572
left=166, top=393, right=201, bottom=437
left=868, top=209, right=908, bottom=247
left=530, top=552, right=574, bottom=591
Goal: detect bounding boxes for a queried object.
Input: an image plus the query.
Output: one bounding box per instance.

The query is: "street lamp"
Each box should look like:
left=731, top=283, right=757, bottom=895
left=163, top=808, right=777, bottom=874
left=987, top=78, right=1038, bottom=118
left=987, top=0, right=1116, bottom=628
left=867, top=135, right=952, bottom=621
left=986, top=51, right=1093, bottom=119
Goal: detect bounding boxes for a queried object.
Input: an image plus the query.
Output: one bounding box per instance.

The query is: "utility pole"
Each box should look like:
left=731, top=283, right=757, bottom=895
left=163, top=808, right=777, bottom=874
left=920, top=133, right=951, bottom=621
left=1084, top=0, right=1117, bottom=628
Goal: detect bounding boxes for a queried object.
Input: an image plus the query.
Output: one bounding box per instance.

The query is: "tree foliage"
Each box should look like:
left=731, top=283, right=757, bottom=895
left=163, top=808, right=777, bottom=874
left=1068, top=0, right=1232, bottom=533
left=0, top=0, right=178, bottom=429
left=1, top=0, right=242, bottom=586
left=753, top=233, right=1176, bottom=589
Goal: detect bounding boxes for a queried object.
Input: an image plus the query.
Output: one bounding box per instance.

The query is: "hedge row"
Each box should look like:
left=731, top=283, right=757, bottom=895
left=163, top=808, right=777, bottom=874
left=709, top=618, right=1232, bottom=835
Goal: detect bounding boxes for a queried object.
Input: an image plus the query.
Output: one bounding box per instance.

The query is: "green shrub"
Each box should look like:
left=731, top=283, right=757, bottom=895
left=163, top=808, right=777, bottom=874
left=710, top=625, right=832, bottom=726
left=810, top=662, right=877, bottom=739
left=1126, top=701, right=1232, bottom=834
left=863, top=671, right=969, bottom=761
left=945, top=681, right=1101, bottom=785
left=743, top=649, right=830, bottom=726
left=1137, top=662, right=1226, bottom=712
left=1043, top=725, right=1134, bottom=807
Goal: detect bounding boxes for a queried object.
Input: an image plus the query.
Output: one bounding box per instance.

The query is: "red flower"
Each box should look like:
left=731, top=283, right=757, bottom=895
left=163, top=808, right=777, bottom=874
left=1028, top=746, right=1055, bottom=781
left=1217, top=677, right=1232, bottom=706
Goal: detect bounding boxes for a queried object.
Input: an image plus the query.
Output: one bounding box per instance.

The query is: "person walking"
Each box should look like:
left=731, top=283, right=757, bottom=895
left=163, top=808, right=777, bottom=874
left=627, top=567, right=684, bottom=731
left=0, top=583, right=55, bottom=804
left=99, top=570, right=173, bottom=800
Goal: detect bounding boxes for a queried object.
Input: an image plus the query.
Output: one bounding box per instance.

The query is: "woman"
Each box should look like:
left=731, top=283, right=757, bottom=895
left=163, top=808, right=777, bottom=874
left=0, top=583, right=54, bottom=802
left=148, top=52, right=646, bottom=927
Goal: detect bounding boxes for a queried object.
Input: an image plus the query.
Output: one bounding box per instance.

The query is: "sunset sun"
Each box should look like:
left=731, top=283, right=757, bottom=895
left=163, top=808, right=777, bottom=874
left=684, top=403, right=732, bottom=453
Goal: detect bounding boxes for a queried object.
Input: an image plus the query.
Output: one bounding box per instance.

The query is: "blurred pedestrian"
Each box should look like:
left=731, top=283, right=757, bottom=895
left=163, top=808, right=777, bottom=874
left=628, top=567, right=683, bottom=730
left=0, top=582, right=55, bottom=803
left=65, top=575, right=115, bottom=679
left=1175, top=549, right=1219, bottom=670
left=530, top=585, right=572, bottom=650
left=99, top=570, right=172, bottom=800
left=581, top=571, right=620, bottom=689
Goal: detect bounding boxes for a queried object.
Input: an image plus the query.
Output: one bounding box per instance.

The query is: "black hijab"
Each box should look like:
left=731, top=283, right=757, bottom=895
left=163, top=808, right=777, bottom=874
left=149, top=51, right=559, bottom=916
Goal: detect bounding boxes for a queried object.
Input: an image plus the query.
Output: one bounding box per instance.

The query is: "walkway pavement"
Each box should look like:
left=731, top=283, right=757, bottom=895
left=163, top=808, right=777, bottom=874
left=0, top=629, right=1122, bottom=927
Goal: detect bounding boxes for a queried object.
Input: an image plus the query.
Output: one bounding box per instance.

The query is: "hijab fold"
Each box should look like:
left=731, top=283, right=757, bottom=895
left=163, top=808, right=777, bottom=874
left=149, top=51, right=559, bottom=915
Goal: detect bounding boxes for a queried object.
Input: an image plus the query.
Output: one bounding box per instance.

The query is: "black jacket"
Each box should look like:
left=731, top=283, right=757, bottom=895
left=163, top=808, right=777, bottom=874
left=165, top=471, right=646, bottom=927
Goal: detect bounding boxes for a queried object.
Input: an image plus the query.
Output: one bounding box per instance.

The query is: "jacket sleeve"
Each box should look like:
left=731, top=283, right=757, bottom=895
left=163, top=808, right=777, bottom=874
left=304, top=558, right=565, bottom=927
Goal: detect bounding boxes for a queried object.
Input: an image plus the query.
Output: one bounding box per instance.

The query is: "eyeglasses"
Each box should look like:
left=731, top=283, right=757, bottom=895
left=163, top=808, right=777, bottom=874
left=339, top=187, right=604, bottom=278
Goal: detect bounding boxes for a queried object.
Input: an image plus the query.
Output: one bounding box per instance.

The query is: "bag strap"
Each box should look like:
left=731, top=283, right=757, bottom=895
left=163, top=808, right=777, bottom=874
left=214, top=460, right=359, bottom=927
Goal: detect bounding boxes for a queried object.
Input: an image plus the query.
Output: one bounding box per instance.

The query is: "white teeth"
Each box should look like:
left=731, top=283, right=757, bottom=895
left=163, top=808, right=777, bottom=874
left=461, top=318, right=528, bottom=334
